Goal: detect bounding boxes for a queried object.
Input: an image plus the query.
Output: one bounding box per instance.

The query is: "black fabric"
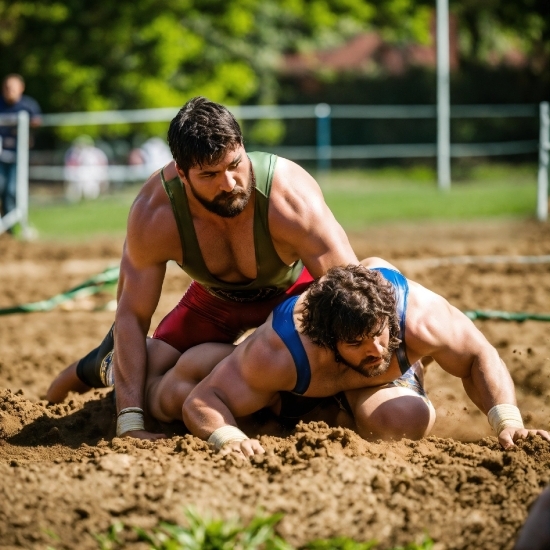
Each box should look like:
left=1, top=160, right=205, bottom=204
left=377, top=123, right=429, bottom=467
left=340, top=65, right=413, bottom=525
left=278, top=392, right=328, bottom=419
left=75, top=324, right=114, bottom=387
left=332, top=391, right=353, bottom=417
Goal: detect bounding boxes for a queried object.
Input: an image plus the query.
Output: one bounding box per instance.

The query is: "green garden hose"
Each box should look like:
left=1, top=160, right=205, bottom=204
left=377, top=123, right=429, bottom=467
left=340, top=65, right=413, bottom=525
left=0, top=266, right=119, bottom=315
left=464, top=310, right=550, bottom=322
left=2, top=266, right=550, bottom=323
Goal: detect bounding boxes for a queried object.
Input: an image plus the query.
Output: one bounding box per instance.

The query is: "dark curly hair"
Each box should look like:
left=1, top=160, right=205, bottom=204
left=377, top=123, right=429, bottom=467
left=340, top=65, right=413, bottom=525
left=167, top=96, right=243, bottom=177
left=300, top=265, right=401, bottom=356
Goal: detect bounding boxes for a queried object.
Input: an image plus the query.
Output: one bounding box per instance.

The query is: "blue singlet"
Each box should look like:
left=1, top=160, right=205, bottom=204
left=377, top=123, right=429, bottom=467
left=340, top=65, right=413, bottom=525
left=271, top=267, right=411, bottom=395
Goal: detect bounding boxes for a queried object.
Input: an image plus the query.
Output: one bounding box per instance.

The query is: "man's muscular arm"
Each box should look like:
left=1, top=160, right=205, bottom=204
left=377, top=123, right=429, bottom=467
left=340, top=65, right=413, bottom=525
left=182, top=331, right=292, bottom=457
left=269, top=158, right=358, bottom=277
left=113, top=249, right=166, bottom=440
left=406, top=282, right=550, bottom=449
left=113, top=177, right=177, bottom=440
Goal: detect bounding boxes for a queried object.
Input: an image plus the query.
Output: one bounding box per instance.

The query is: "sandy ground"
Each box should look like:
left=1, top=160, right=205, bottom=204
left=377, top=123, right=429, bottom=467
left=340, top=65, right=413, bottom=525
left=1, top=218, right=550, bottom=549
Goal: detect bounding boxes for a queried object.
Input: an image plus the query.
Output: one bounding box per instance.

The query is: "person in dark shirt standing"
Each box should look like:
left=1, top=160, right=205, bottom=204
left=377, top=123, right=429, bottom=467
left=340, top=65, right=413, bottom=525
left=0, top=74, right=42, bottom=221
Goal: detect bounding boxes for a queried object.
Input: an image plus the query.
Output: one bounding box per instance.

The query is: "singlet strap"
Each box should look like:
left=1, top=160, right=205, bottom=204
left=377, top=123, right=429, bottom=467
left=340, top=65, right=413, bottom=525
left=271, top=295, right=311, bottom=395
left=371, top=267, right=411, bottom=374
left=160, top=166, right=186, bottom=269
left=248, top=152, right=304, bottom=289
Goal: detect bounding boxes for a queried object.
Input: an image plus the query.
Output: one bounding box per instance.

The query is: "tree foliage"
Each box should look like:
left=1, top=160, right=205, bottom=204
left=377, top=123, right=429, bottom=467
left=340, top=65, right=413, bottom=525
left=450, top=0, right=549, bottom=72
left=1, top=0, right=547, bottom=143
left=0, top=0, right=432, bottom=116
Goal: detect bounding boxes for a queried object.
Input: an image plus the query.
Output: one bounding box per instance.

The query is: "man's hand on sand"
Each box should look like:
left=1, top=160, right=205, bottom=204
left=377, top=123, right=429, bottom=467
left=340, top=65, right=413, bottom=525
left=498, top=427, right=550, bottom=450
left=121, top=430, right=166, bottom=441
left=219, top=438, right=265, bottom=459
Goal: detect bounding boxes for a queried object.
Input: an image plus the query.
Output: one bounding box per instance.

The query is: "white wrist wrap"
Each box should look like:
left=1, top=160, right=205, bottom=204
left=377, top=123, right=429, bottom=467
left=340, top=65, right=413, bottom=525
left=207, top=425, right=249, bottom=451
left=116, top=407, right=145, bottom=436
left=487, top=404, right=524, bottom=435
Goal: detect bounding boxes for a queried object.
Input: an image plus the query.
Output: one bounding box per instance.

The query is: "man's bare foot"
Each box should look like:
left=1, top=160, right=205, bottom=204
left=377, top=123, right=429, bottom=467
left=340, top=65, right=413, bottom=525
left=46, top=361, right=91, bottom=403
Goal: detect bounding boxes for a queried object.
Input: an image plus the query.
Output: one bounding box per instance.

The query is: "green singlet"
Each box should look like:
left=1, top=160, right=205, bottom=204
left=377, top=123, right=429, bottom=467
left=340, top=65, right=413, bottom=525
left=160, top=151, right=304, bottom=302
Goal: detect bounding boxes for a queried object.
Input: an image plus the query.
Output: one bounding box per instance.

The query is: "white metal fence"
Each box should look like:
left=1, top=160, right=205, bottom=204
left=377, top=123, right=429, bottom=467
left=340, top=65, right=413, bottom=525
left=1, top=102, right=548, bottom=235
left=538, top=102, right=550, bottom=222
left=0, top=110, right=30, bottom=235
left=34, top=102, right=543, bottom=169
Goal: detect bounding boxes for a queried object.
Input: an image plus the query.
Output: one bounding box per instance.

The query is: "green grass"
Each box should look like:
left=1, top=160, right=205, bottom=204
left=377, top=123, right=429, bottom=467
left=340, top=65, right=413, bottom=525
left=318, top=163, right=538, bottom=230
left=323, top=181, right=536, bottom=229
left=27, top=163, right=539, bottom=240
left=29, top=190, right=137, bottom=239
left=90, top=509, right=433, bottom=550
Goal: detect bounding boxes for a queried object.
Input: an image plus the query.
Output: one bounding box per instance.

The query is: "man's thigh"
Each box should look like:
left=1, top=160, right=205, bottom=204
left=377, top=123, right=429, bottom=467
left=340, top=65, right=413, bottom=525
left=146, top=342, right=234, bottom=422
left=146, top=337, right=182, bottom=379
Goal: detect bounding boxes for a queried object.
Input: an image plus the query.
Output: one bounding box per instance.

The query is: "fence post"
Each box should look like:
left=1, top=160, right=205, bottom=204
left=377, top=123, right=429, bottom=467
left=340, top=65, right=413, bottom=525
left=538, top=102, right=549, bottom=222
left=315, top=103, right=331, bottom=172
left=0, top=111, right=29, bottom=235
left=16, top=110, right=30, bottom=235
left=436, top=0, right=451, bottom=190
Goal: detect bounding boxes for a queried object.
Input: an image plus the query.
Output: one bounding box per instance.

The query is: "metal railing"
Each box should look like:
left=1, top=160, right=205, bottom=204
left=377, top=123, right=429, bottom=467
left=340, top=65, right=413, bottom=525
left=0, top=110, right=29, bottom=235
left=538, top=102, right=550, bottom=222
left=34, top=102, right=540, bottom=170
left=2, top=102, right=548, bottom=237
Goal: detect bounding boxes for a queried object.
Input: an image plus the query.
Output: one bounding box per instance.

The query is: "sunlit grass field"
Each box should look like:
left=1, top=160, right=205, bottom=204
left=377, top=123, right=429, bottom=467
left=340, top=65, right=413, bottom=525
left=320, top=163, right=538, bottom=229
left=28, top=163, right=539, bottom=240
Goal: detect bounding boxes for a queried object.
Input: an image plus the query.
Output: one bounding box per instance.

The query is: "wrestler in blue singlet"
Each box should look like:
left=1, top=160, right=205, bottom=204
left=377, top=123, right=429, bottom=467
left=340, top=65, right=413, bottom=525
left=271, top=267, right=428, bottom=419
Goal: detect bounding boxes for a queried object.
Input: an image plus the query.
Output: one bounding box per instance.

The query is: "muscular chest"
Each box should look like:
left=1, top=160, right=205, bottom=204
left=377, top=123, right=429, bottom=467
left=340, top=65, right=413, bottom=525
left=192, top=215, right=257, bottom=282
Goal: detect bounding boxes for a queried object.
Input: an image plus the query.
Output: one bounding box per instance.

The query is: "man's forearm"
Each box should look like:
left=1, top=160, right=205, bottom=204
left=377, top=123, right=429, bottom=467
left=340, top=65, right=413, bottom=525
left=467, top=353, right=517, bottom=415
left=113, top=316, right=149, bottom=413
left=182, top=392, right=240, bottom=441
left=182, top=395, right=255, bottom=454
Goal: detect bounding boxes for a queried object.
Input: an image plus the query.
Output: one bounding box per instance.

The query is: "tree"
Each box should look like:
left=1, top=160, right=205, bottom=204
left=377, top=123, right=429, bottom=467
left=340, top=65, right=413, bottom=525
left=0, top=0, right=432, bottom=118
left=450, top=0, right=549, bottom=73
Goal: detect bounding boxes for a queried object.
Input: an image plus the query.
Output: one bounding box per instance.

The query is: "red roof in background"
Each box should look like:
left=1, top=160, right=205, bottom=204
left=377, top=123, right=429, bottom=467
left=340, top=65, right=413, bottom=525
left=284, top=33, right=383, bottom=73
left=281, top=14, right=462, bottom=76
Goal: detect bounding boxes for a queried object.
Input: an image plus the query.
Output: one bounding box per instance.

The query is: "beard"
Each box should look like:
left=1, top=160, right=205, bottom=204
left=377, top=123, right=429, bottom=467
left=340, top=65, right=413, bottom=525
left=188, top=166, right=255, bottom=218
left=335, top=349, right=393, bottom=379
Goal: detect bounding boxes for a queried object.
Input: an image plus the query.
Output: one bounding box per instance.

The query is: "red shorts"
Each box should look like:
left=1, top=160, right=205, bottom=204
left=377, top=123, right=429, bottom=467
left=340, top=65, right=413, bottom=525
left=152, top=268, right=314, bottom=353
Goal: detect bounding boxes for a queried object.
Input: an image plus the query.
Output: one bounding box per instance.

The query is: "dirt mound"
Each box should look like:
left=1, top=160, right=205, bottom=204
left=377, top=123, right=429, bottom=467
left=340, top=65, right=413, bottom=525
left=1, top=219, right=550, bottom=549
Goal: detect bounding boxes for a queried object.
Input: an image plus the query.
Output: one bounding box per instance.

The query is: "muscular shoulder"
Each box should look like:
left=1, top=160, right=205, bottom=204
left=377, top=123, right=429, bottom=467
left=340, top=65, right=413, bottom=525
left=268, top=157, right=326, bottom=233
left=266, top=157, right=356, bottom=273
left=235, top=322, right=298, bottom=393
left=125, top=163, right=181, bottom=267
